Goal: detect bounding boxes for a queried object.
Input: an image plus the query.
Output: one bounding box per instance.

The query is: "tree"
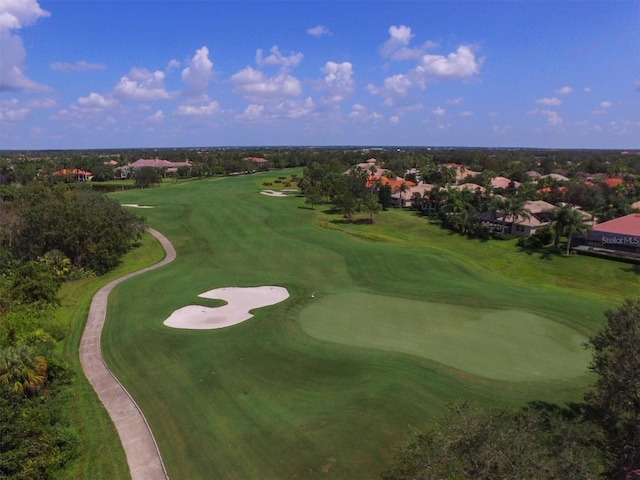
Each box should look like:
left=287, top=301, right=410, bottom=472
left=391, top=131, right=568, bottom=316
left=584, top=298, right=640, bottom=477
left=382, top=402, right=604, bottom=480
left=563, top=209, right=588, bottom=255
left=502, top=197, right=530, bottom=235
left=363, top=192, right=381, bottom=223
left=134, top=167, right=161, bottom=188
left=0, top=344, right=48, bottom=398
left=378, top=184, right=392, bottom=211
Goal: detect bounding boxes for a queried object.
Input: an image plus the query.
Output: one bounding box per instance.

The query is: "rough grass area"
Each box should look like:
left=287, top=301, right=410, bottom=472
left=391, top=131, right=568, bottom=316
left=84, top=168, right=637, bottom=479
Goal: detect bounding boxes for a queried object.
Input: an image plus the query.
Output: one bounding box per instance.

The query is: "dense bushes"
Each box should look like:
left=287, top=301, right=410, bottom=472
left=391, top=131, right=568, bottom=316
left=0, top=184, right=145, bottom=478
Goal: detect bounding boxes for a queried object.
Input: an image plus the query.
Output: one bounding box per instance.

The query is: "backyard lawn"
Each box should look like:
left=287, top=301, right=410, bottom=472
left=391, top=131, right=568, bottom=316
left=78, top=169, right=637, bottom=479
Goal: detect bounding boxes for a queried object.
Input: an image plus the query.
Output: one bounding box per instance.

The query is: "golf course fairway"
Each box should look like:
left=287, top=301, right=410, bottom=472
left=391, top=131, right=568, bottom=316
left=96, top=169, right=637, bottom=479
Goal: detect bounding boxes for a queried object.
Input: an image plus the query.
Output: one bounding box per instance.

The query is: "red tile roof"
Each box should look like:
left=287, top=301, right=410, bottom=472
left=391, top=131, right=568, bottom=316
left=53, top=168, right=92, bottom=176
left=593, top=214, right=640, bottom=236
left=603, top=178, right=624, bottom=188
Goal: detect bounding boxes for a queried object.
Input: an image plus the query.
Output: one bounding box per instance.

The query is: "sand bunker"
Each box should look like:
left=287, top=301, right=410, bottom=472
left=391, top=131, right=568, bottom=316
left=260, top=190, right=290, bottom=197
left=163, top=286, right=289, bottom=330
left=122, top=203, right=155, bottom=208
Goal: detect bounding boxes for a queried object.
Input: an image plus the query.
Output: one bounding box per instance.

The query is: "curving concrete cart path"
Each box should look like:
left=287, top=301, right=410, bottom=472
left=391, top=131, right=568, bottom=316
left=80, top=228, right=175, bottom=480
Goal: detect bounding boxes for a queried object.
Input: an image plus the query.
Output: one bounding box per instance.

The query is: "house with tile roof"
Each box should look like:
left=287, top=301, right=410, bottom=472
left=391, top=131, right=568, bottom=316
left=577, top=213, right=640, bottom=256
left=53, top=168, right=92, bottom=181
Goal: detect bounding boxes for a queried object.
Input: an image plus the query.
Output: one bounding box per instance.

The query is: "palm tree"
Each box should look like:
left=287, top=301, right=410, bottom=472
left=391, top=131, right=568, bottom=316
left=0, top=345, right=48, bottom=398
left=563, top=209, right=588, bottom=255
left=502, top=197, right=530, bottom=235
left=549, top=205, right=575, bottom=251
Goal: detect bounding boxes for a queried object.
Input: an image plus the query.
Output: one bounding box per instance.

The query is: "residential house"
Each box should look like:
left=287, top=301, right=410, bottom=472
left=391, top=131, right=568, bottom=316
left=478, top=200, right=557, bottom=237
left=119, top=158, right=191, bottom=177
left=53, top=168, right=92, bottom=182
left=577, top=213, right=640, bottom=256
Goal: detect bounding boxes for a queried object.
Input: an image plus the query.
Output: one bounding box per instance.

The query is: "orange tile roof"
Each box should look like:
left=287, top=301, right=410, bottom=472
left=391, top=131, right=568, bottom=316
left=603, top=178, right=624, bottom=188
left=53, top=168, right=92, bottom=176
left=593, top=214, right=640, bottom=236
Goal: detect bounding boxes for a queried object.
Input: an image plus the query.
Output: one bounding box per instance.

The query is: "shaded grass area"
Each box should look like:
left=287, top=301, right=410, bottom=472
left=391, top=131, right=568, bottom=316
left=93, top=169, right=635, bottom=479
left=57, top=232, right=166, bottom=480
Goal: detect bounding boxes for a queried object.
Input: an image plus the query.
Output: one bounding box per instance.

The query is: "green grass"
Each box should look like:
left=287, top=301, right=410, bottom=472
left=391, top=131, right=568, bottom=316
left=86, top=168, right=638, bottom=479
left=57, top=232, right=166, bottom=480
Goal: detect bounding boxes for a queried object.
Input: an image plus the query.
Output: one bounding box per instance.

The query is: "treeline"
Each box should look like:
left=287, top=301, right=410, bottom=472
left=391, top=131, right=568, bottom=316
left=2, top=147, right=639, bottom=186
left=382, top=299, right=640, bottom=479
left=0, top=184, right=145, bottom=479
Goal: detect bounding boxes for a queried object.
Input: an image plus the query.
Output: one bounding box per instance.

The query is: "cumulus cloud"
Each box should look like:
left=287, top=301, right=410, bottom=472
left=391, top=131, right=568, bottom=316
left=0, top=98, right=29, bottom=121
left=432, top=106, right=446, bottom=116
left=380, top=25, right=437, bottom=61
left=348, top=103, right=383, bottom=122
left=369, top=44, right=482, bottom=105
left=174, top=100, right=219, bottom=117
left=529, top=108, right=563, bottom=127
left=320, top=61, right=354, bottom=104
left=181, top=46, right=214, bottom=97
left=255, top=45, right=303, bottom=69
left=307, top=25, right=330, bottom=37
left=51, top=60, right=106, bottom=71
left=147, top=110, right=164, bottom=122
left=0, top=0, right=50, bottom=92
left=77, top=92, right=116, bottom=110
left=536, top=97, right=562, bottom=106
left=459, top=110, right=474, bottom=117
left=555, top=86, right=573, bottom=95
left=113, top=67, right=175, bottom=101
left=446, top=97, right=463, bottom=105
left=599, top=101, right=612, bottom=108
left=231, top=66, right=302, bottom=99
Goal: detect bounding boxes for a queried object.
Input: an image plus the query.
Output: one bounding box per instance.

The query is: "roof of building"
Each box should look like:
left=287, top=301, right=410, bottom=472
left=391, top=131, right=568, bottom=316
left=592, top=214, right=640, bottom=236
left=602, top=177, right=624, bottom=188
left=53, top=168, right=92, bottom=176
left=129, top=158, right=191, bottom=168
left=491, top=176, right=521, bottom=189
left=524, top=200, right=557, bottom=214
left=244, top=157, right=269, bottom=163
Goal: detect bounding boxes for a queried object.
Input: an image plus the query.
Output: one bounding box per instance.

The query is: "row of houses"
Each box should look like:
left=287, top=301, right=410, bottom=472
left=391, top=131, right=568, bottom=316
left=357, top=159, right=640, bottom=257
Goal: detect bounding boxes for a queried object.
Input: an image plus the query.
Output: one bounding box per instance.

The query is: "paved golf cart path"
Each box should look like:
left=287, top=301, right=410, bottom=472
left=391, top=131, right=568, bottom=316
left=80, top=228, right=175, bottom=480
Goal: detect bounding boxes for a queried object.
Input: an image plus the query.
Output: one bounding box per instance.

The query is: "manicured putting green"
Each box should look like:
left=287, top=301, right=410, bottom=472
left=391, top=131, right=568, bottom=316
left=300, top=292, right=590, bottom=381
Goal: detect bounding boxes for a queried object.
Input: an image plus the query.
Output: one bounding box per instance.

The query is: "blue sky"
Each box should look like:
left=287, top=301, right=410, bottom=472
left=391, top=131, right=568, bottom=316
left=1, top=0, right=638, bottom=150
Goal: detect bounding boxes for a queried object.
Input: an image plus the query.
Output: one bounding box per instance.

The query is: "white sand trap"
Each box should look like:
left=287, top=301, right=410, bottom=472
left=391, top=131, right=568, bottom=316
left=260, top=190, right=289, bottom=197
left=122, top=203, right=155, bottom=208
left=163, top=286, right=289, bottom=330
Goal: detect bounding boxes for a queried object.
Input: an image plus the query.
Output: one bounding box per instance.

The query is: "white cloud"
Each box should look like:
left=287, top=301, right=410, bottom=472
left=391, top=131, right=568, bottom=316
left=0, top=0, right=49, bottom=30
left=0, top=98, right=29, bottom=121
left=321, top=61, right=354, bottom=104
left=240, top=104, right=264, bottom=120
left=459, top=110, right=474, bottom=117
left=446, top=97, right=463, bottom=105
left=77, top=92, right=116, bottom=110
left=51, top=60, right=106, bottom=71
left=584, top=86, right=591, bottom=93
left=181, top=46, right=214, bottom=97
left=166, top=59, right=180, bottom=71
left=416, top=46, right=482, bottom=81
left=231, top=66, right=302, bottom=99
left=174, top=100, right=219, bottom=117
left=255, top=45, right=303, bottom=69
left=529, top=108, right=563, bottom=127
left=28, top=97, right=56, bottom=108
left=369, top=45, right=482, bottom=105
left=113, top=67, right=175, bottom=101
left=380, top=25, right=436, bottom=61
left=0, top=0, right=50, bottom=92
left=307, top=25, right=330, bottom=37
left=389, top=115, right=400, bottom=124
left=536, top=97, right=562, bottom=106
left=599, top=101, right=612, bottom=108
left=348, top=103, right=383, bottom=122
left=555, top=86, right=573, bottom=95
left=275, top=97, right=315, bottom=118
left=432, top=106, right=446, bottom=116
left=147, top=110, right=164, bottom=122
